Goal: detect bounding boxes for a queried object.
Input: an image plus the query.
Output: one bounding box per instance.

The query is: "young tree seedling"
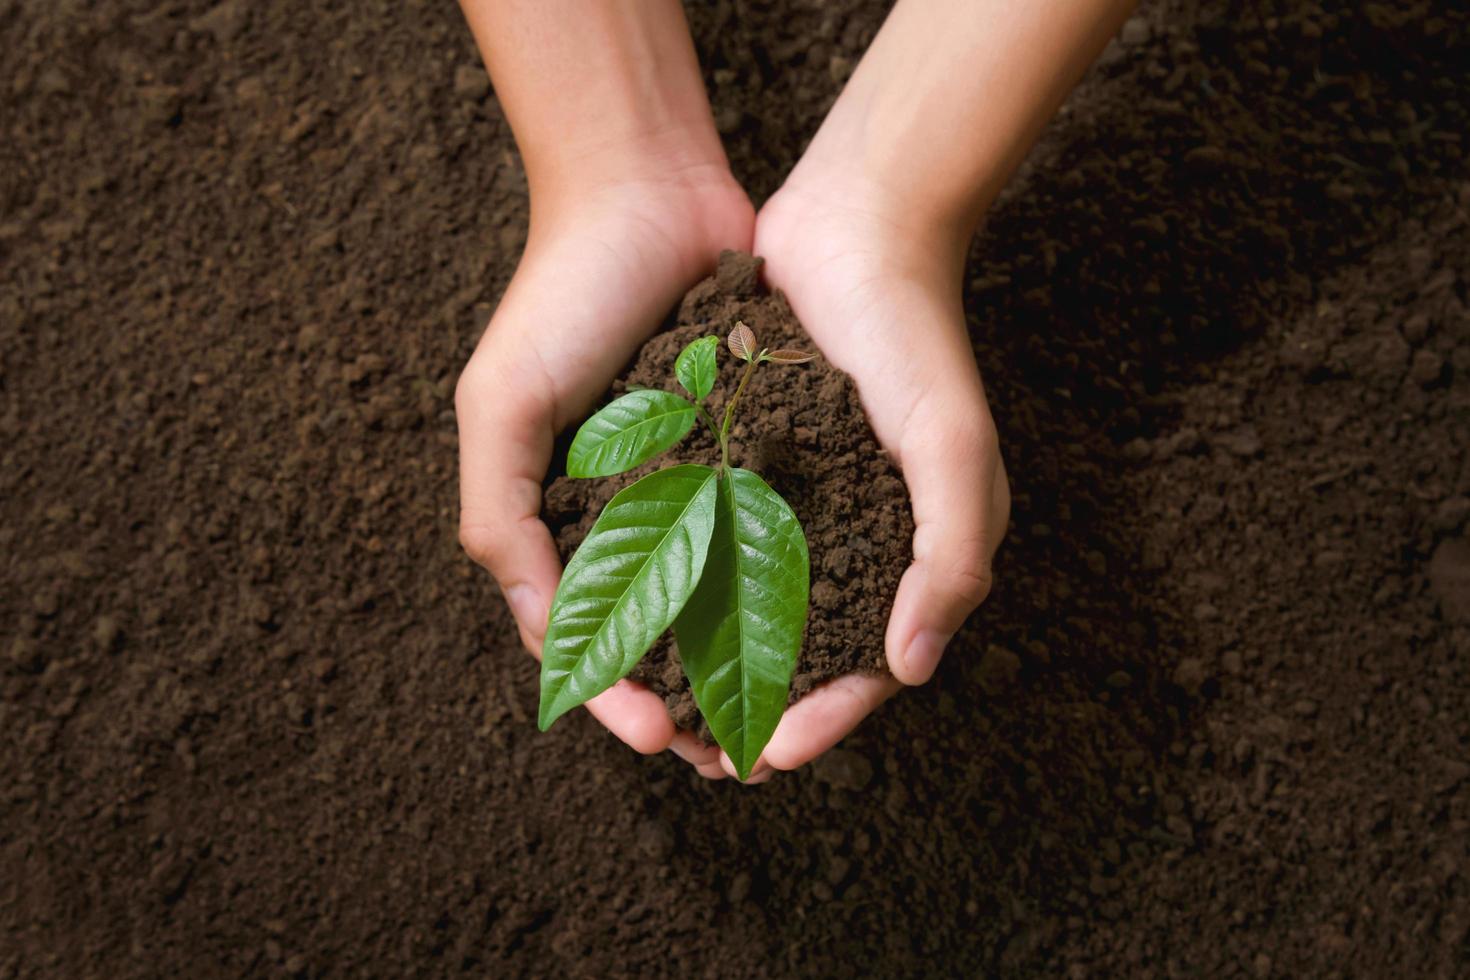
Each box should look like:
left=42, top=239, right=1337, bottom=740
left=538, top=322, right=817, bottom=779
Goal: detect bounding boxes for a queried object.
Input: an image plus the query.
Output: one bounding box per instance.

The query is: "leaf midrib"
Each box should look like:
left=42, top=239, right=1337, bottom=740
left=723, top=467, right=752, bottom=772
left=584, top=400, right=691, bottom=468
left=551, top=468, right=715, bottom=697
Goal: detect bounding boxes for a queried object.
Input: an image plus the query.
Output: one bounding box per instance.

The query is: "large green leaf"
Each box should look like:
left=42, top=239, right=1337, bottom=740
left=674, top=335, right=719, bottom=402
left=566, top=389, right=695, bottom=478
left=539, top=464, right=719, bottom=730
left=673, top=467, right=809, bottom=779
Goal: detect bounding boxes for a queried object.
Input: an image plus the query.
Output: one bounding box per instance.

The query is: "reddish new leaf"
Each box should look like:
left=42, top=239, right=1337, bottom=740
left=763, top=349, right=817, bottom=364
left=728, top=322, right=757, bottom=362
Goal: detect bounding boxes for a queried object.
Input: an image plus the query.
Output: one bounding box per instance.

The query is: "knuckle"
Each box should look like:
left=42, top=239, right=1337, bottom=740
left=455, top=355, right=548, bottom=433
left=943, top=548, right=994, bottom=607
left=944, top=414, right=999, bottom=461
left=912, top=380, right=997, bottom=443
left=623, top=721, right=669, bottom=756
left=453, top=361, right=488, bottom=413
left=458, top=524, right=499, bottom=567
left=761, top=745, right=802, bottom=772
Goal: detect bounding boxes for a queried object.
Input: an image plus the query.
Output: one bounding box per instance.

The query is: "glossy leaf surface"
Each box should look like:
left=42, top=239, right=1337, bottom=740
left=674, top=467, right=809, bottom=779
left=566, top=389, right=695, bottom=478
left=674, top=336, right=719, bottom=402
left=539, top=465, right=719, bottom=730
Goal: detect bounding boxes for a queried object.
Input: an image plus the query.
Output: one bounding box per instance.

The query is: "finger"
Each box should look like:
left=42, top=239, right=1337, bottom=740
left=455, top=349, right=564, bottom=653
left=722, top=673, right=902, bottom=775
left=885, top=386, right=1008, bottom=685
left=584, top=680, right=675, bottom=755
left=668, top=730, right=721, bottom=767
left=458, top=348, right=676, bottom=757
left=715, top=752, right=774, bottom=784
left=717, top=753, right=769, bottom=782
left=694, top=760, right=729, bottom=780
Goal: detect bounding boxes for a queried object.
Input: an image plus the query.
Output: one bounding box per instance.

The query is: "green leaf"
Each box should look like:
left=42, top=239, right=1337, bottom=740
left=539, top=464, right=719, bottom=730
left=674, top=336, right=719, bottom=402
left=673, top=467, right=809, bottom=779
left=566, top=389, right=696, bottom=478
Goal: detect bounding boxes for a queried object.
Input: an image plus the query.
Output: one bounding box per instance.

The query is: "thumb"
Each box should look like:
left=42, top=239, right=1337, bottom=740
left=884, top=385, right=1009, bottom=685
left=456, top=338, right=678, bottom=756
left=455, top=352, right=563, bottom=655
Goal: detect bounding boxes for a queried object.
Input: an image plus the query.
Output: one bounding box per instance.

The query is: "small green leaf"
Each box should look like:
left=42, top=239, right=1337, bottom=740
left=539, top=464, right=720, bottom=730
left=567, top=389, right=696, bottom=478
left=674, top=467, right=809, bottom=780
left=674, top=336, right=719, bottom=402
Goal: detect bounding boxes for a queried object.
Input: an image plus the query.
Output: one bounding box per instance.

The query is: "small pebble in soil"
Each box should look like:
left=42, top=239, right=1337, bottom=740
left=453, top=65, right=489, bottom=101
left=92, top=615, right=120, bottom=651
left=811, top=749, right=874, bottom=792
left=1428, top=537, right=1470, bottom=622
left=635, top=818, right=676, bottom=862
left=8, top=637, right=40, bottom=669
left=1213, top=426, right=1263, bottom=457
left=1120, top=16, right=1152, bottom=45
left=976, top=646, right=1021, bottom=692
left=1410, top=348, right=1445, bottom=387
left=1173, top=658, right=1210, bottom=695
left=1432, top=497, right=1470, bottom=533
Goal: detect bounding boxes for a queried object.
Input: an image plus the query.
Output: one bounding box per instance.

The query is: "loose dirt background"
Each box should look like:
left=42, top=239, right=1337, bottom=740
left=3, top=1, right=1468, bottom=977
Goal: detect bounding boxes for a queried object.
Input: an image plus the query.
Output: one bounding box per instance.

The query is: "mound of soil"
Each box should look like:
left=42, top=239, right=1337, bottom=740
left=543, top=251, right=913, bottom=731
left=3, top=1, right=1470, bottom=978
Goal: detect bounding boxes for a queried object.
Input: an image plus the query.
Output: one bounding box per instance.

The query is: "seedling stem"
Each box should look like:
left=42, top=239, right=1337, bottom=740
left=719, top=355, right=758, bottom=472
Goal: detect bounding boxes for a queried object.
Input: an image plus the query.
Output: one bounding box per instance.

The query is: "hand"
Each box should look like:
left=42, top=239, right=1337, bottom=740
left=456, top=166, right=752, bottom=775
left=721, top=173, right=1011, bottom=782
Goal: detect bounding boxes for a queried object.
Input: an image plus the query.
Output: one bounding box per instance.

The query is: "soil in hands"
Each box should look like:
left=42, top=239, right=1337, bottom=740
left=542, top=251, right=914, bottom=732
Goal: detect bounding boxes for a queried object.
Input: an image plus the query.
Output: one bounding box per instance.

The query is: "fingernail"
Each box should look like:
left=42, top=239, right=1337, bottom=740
left=904, top=629, right=949, bottom=683
left=505, top=585, right=546, bottom=634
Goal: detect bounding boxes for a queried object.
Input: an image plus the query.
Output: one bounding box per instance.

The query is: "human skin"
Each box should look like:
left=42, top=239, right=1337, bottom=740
left=454, top=0, right=751, bottom=777
left=733, top=0, right=1136, bottom=779
left=454, top=0, right=1135, bottom=782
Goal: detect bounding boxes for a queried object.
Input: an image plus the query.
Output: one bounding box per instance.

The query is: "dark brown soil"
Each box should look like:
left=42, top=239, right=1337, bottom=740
left=3, top=1, right=1470, bottom=978
left=543, top=251, right=911, bottom=731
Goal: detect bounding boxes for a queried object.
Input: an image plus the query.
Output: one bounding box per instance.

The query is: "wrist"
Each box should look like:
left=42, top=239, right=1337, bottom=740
left=528, top=128, right=736, bottom=220
left=465, top=0, right=735, bottom=220
left=788, top=90, right=989, bottom=256
left=519, top=145, right=753, bottom=285
left=769, top=162, right=973, bottom=286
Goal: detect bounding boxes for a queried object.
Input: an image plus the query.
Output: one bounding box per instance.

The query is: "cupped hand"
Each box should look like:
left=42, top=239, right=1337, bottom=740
left=456, top=168, right=751, bottom=775
left=725, top=176, right=1011, bottom=782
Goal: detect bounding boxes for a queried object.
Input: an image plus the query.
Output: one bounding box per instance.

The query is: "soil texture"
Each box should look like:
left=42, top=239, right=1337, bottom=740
left=543, top=251, right=911, bottom=731
left=3, top=1, right=1470, bottom=978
